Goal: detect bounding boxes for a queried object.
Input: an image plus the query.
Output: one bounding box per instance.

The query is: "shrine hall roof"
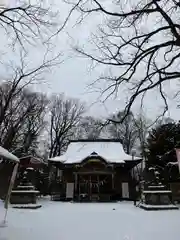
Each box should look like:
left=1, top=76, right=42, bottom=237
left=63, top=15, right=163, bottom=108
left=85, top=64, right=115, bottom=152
left=48, top=139, right=142, bottom=164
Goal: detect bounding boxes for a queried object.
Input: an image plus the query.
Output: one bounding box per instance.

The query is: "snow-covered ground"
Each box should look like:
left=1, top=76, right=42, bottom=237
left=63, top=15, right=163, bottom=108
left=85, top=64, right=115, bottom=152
left=0, top=199, right=180, bottom=240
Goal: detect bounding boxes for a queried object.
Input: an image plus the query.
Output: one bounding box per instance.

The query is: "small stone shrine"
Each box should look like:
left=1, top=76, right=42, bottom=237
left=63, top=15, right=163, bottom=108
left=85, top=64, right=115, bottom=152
left=139, top=167, right=178, bottom=210
left=10, top=168, right=41, bottom=209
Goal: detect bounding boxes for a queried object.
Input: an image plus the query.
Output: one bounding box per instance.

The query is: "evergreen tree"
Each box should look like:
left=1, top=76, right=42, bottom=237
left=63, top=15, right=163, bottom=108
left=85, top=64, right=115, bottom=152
left=146, top=122, right=180, bottom=180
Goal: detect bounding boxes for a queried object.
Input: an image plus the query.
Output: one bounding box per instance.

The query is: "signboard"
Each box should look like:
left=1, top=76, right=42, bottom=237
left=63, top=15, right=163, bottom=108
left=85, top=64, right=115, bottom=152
left=122, top=182, right=129, bottom=198
left=66, top=182, right=74, bottom=199
left=87, top=159, right=101, bottom=163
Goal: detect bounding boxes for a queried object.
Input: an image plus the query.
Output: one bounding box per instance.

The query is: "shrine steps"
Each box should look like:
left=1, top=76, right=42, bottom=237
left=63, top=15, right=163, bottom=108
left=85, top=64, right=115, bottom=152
left=12, top=204, right=42, bottom=209
left=139, top=203, right=179, bottom=211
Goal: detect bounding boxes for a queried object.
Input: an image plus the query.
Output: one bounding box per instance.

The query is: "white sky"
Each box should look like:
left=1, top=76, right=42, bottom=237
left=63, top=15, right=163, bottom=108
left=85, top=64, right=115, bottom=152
left=0, top=0, right=180, bottom=121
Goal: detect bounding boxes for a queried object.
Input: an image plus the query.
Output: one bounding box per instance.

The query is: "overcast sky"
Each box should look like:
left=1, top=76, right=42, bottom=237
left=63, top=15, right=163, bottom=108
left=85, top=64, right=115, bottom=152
left=1, top=0, right=180, bottom=121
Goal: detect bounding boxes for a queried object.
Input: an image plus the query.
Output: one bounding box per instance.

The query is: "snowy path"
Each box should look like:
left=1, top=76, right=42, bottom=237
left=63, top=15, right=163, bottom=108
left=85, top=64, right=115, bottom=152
left=0, top=200, right=180, bottom=240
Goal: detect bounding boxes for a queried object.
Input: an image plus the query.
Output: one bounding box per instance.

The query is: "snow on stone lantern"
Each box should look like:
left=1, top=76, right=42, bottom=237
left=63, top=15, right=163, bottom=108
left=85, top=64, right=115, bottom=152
left=10, top=167, right=41, bottom=209
left=138, top=166, right=178, bottom=210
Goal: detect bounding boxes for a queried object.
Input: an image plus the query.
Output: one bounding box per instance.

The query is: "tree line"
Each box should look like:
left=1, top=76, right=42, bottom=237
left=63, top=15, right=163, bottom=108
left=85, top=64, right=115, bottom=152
left=0, top=80, right=151, bottom=159
left=2, top=76, right=179, bottom=165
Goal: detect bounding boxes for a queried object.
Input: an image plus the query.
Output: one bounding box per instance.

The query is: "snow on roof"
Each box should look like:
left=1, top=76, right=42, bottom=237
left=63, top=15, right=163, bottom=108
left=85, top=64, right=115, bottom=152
left=26, top=167, right=34, bottom=170
left=49, top=140, right=142, bottom=164
left=167, top=162, right=178, bottom=166
left=0, top=146, right=19, bottom=162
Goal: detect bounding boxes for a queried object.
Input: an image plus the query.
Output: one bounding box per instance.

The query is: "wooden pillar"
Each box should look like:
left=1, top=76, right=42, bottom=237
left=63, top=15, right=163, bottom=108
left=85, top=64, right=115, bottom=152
left=90, top=175, right=91, bottom=201
left=132, top=166, right=135, bottom=180
left=56, top=167, right=58, bottom=179
left=74, top=173, right=77, bottom=200
left=78, top=176, right=81, bottom=201
left=97, top=175, right=100, bottom=199
left=111, top=165, right=115, bottom=196
left=112, top=173, right=114, bottom=190
left=75, top=173, right=77, bottom=191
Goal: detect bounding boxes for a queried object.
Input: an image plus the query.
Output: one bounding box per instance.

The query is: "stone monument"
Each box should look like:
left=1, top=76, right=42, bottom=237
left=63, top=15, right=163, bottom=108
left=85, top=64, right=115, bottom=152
left=10, top=169, right=41, bottom=209
left=139, top=167, right=178, bottom=210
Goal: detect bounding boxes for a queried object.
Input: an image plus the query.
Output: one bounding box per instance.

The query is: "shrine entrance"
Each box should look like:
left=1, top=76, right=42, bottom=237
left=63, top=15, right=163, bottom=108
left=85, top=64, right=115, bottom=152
left=73, top=156, right=115, bottom=201
left=75, top=172, right=114, bottom=201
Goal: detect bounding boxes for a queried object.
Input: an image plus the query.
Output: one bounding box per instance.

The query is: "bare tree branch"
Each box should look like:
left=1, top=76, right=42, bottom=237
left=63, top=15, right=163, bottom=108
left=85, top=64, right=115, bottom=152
left=67, top=0, right=180, bottom=122
left=49, top=94, right=85, bottom=157
left=0, top=49, right=61, bottom=129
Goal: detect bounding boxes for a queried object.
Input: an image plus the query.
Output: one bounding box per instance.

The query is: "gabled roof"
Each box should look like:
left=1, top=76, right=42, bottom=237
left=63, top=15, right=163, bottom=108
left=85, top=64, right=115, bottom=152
left=0, top=146, right=19, bottom=162
left=48, top=139, right=142, bottom=164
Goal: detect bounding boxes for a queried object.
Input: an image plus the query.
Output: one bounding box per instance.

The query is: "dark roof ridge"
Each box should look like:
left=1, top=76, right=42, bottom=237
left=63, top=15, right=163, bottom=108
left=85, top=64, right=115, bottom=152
left=70, top=138, right=123, bottom=144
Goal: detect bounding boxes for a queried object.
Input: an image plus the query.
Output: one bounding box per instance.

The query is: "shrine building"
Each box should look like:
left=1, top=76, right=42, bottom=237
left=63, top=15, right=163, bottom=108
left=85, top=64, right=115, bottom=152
left=48, top=139, right=142, bottom=202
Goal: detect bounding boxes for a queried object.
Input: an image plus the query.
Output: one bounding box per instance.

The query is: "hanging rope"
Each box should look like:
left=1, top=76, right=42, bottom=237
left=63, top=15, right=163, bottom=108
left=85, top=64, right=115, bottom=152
left=79, top=175, right=109, bottom=187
